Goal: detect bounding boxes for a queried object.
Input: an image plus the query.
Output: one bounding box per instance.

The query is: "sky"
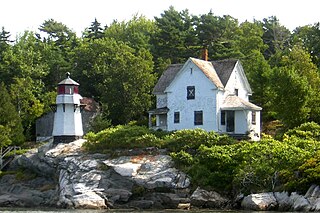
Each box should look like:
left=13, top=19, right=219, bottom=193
left=1, top=0, right=320, bottom=39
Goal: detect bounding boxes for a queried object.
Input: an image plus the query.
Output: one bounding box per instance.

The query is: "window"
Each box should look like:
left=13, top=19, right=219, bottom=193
left=221, top=110, right=226, bottom=125
left=194, top=111, right=203, bottom=125
left=235, top=89, right=238, bottom=96
left=252, top=111, right=256, bottom=125
left=174, top=112, right=180, bottom=123
left=187, top=86, right=195, bottom=100
left=65, top=85, right=74, bottom=94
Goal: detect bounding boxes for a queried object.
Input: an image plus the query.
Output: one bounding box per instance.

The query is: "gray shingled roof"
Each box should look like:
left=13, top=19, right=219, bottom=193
left=191, top=58, right=224, bottom=89
left=153, top=58, right=238, bottom=94
left=212, top=59, right=238, bottom=86
left=221, top=95, right=262, bottom=111
left=153, top=64, right=183, bottom=94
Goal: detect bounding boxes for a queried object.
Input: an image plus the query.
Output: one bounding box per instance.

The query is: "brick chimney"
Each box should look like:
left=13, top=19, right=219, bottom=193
left=201, top=48, right=208, bottom=61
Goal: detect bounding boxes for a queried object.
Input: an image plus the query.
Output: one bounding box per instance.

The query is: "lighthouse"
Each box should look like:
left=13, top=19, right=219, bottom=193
left=52, top=72, right=84, bottom=144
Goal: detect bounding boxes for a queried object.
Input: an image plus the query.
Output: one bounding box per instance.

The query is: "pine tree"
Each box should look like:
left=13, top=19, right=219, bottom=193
left=0, top=83, right=25, bottom=146
left=85, top=18, right=104, bottom=40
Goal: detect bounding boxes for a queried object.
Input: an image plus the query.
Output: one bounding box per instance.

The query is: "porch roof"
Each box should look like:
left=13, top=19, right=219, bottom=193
left=148, top=107, right=169, bottom=115
left=221, top=95, right=262, bottom=111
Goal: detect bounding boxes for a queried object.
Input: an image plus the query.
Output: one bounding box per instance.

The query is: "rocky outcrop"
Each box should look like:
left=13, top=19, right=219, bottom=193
left=190, top=187, right=229, bottom=208
left=2, top=139, right=320, bottom=211
left=0, top=139, right=191, bottom=209
left=241, top=192, right=277, bottom=210
left=241, top=185, right=320, bottom=211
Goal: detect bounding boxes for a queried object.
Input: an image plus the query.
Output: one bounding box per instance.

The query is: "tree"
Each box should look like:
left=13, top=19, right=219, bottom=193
left=39, top=19, right=76, bottom=46
left=270, top=45, right=320, bottom=128
left=292, top=23, right=320, bottom=68
left=4, top=31, right=54, bottom=139
left=39, top=19, right=79, bottom=89
left=83, top=18, right=104, bottom=40
left=152, top=6, right=198, bottom=64
left=0, top=83, right=24, bottom=146
left=105, top=15, right=156, bottom=52
left=195, top=12, right=242, bottom=59
left=262, top=16, right=291, bottom=60
left=0, top=27, right=13, bottom=84
left=73, top=38, right=156, bottom=124
left=238, top=21, right=273, bottom=120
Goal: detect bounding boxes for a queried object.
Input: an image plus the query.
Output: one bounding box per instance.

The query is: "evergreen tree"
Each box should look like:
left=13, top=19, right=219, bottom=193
left=84, top=18, right=104, bottom=40
left=152, top=6, right=198, bottom=64
left=195, top=12, right=242, bottom=59
left=0, top=83, right=24, bottom=146
left=262, top=16, right=291, bottom=60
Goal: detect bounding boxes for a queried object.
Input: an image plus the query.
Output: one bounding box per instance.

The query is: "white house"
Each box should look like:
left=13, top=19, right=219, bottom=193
left=148, top=57, right=262, bottom=140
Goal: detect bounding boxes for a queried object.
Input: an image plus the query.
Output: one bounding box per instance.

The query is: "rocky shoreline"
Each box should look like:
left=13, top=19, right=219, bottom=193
left=0, top=139, right=319, bottom=211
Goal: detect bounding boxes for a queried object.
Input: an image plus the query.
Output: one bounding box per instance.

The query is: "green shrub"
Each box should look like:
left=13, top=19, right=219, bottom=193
left=164, top=129, right=235, bottom=152
left=82, top=124, right=320, bottom=195
left=170, top=150, right=194, bottom=166
left=284, top=122, right=320, bottom=140
left=83, top=125, right=161, bottom=151
left=281, top=150, right=320, bottom=193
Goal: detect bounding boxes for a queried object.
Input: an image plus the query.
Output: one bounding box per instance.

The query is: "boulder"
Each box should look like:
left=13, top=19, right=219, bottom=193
left=305, top=185, right=320, bottom=211
left=72, top=192, right=106, bottom=209
left=241, top=192, right=277, bottom=210
left=190, top=187, right=229, bottom=208
left=128, top=200, right=154, bottom=209
left=104, top=155, right=190, bottom=190
left=274, top=191, right=292, bottom=211
left=290, top=192, right=311, bottom=211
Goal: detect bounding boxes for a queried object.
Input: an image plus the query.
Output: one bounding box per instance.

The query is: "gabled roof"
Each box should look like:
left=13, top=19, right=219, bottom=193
left=190, top=58, right=224, bottom=89
left=153, top=64, right=183, bottom=94
left=212, top=59, right=238, bottom=87
left=153, top=58, right=239, bottom=94
left=221, top=95, right=262, bottom=111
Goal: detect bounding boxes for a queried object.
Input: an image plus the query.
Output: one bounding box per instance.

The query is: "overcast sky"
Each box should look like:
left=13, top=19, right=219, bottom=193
left=2, top=0, right=320, bottom=39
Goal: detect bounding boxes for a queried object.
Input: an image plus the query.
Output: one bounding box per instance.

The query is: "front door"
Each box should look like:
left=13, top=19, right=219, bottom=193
left=226, top=111, right=235, bottom=132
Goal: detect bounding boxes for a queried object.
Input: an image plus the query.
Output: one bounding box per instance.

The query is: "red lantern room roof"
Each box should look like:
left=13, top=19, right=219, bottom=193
left=58, top=72, right=79, bottom=86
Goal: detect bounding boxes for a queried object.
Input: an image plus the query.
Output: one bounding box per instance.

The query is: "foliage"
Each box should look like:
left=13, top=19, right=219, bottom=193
left=152, top=6, right=198, bottom=64
left=284, top=122, right=320, bottom=140
left=270, top=45, right=320, bottom=128
left=164, top=128, right=235, bottom=152
left=0, top=83, right=24, bottom=146
left=83, top=18, right=105, bottom=40
left=1, top=7, right=320, bottom=153
left=83, top=125, right=162, bottom=151
left=73, top=38, right=156, bottom=124
left=83, top=123, right=320, bottom=195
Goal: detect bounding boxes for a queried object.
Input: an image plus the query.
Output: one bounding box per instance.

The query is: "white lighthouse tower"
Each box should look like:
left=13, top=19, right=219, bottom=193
left=52, top=72, right=84, bottom=143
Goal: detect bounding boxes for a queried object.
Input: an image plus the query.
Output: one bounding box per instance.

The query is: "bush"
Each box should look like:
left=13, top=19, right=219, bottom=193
left=284, top=122, right=320, bottom=140
left=83, top=125, right=162, bottom=152
left=83, top=124, right=320, bottom=195
left=170, top=150, right=194, bottom=166
left=164, top=129, right=235, bottom=152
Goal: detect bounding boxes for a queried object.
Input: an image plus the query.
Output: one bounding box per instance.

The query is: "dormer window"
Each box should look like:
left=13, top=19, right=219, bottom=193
left=187, top=86, right=195, bottom=100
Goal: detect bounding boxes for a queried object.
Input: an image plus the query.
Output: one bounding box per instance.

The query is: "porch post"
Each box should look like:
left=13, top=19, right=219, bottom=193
left=148, top=113, right=152, bottom=128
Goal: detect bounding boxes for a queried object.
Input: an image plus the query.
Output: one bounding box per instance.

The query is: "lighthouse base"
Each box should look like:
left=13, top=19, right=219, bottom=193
left=53, top=135, right=82, bottom=144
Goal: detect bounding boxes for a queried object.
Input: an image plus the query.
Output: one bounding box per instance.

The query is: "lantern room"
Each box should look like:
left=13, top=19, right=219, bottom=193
left=57, top=72, right=79, bottom=95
